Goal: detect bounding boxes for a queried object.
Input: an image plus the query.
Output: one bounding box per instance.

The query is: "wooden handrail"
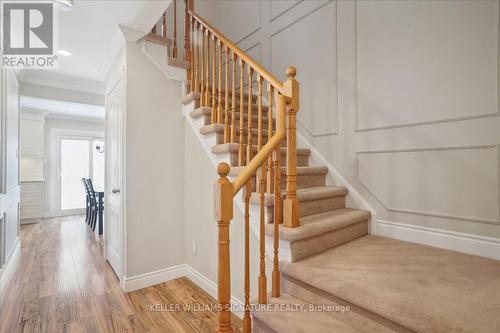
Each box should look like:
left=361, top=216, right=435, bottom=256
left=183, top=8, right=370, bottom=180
left=189, top=10, right=284, bottom=94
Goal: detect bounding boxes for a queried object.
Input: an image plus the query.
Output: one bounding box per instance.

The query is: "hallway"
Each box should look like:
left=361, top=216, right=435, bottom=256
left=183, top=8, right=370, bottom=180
left=0, top=216, right=242, bottom=332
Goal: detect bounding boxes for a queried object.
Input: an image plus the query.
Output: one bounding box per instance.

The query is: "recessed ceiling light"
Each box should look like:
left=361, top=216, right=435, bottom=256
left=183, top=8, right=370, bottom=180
left=56, top=49, right=72, bottom=56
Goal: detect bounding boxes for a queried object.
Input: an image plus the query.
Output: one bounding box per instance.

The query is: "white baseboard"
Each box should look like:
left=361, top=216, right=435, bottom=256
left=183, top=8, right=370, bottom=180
left=185, top=265, right=244, bottom=318
left=122, top=264, right=186, bottom=292
left=376, top=219, right=500, bottom=261
left=0, top=238, right=20, bottom=295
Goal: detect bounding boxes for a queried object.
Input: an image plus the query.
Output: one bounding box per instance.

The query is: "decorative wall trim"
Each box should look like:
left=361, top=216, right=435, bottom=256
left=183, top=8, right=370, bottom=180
left=376, top=219, right=500, bottom=261
left=0, top=238, right=20, bottom=295
left=122, top=264, right=186, bottom=292
left=270, top=0, right=338, bottom=137
left=355, top=145, right=500, bottom=225
left=270, top=0, right=304, bottom=23
left=353, top=0, right=500, bottom=132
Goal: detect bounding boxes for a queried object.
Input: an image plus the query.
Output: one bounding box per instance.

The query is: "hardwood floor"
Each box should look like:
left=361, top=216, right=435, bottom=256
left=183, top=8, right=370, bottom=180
left=0, top=216, right=242, bottom=332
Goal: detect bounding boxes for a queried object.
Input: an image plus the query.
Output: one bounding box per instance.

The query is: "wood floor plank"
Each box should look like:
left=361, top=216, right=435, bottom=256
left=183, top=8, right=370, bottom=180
left=0, top=216, right=242, bottom=332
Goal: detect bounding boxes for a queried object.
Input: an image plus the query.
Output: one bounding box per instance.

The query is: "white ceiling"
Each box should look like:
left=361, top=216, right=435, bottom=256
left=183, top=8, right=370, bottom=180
left=21, top=96, right=105, bottom=120
left=19, top=0, right=170, bottom=85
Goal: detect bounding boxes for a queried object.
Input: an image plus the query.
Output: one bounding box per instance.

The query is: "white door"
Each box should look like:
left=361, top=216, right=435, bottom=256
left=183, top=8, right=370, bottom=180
left=105, top=77, right=123, bottom=279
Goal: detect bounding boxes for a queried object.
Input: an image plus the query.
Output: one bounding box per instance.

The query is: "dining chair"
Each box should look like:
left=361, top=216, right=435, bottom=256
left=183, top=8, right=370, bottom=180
left=86, top=178, right=98, bottom=231
left=81, top=178, right=91, bottom=225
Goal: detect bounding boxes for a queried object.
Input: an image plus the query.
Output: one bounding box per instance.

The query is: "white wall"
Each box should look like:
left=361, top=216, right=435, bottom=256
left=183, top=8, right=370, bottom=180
left=195, top=0, right=500, bottom=253
left=123, top=40, right=186, bottom=278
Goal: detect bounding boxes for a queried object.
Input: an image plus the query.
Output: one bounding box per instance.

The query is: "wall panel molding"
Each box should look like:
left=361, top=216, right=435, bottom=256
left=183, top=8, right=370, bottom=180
left=271, top=0, right=338, bottom=137
left=356, top=145, right=500, bottom=225
left=354, top=0, right=500, bottom=132
left=270, top=0, right=304, bottom=22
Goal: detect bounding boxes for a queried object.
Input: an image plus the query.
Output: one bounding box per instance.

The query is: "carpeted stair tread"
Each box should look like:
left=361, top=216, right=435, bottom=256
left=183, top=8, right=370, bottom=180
left=280, top=235, right=500, bottom=333
left=251, top=293, right=394, bottom=333
left=266, top=208, right=369, bottom=242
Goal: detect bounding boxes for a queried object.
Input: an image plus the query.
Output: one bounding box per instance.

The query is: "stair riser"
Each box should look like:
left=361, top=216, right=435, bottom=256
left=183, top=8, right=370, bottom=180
left=227, top=152, right=309, bottom=167
left=263, top=196, right=345, bottom=223
left=290, top=221, right=367, bottom=262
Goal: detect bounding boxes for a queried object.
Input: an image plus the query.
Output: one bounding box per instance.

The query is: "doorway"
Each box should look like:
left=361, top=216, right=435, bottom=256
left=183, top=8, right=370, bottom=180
left=51, top=130, right=104, bottom=216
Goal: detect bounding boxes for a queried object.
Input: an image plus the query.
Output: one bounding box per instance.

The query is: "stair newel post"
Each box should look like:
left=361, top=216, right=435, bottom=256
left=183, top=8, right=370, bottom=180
left=173, top=0, right=178, bottom=58
left=230, top=52, right=237, bottom=143
left=238, top=59, right=245, bottom=166
left=214, top=162, right=234, bottom=333
left=266, top=84, right=274, bottom=194
left=272, top=93, right=286, bottom=297
left=224, top=46, right=230, bottom=143
left=283, top=66, right=300, bottom=228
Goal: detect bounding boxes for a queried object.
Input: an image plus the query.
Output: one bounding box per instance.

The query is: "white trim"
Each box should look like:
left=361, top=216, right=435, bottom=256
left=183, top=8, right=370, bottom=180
left=185, top=265, right=244, bottom=319
left=0, top=238, right=20, bottom=295
left=376, top=219, right=500, bottom=261
left=122, top=264, right=186, bottom=292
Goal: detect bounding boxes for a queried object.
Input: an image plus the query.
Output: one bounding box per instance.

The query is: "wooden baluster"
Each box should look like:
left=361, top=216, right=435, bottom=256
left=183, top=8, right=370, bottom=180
left=194, top=21, right=199, bottom=93
left=243, top=181, right=251, bottom=333
left=206, top=31, right=211, bottom=113
left=273, top=93, right=286, bottom=297
left=212, top=35, right=217, bottom=123
left=256, top=75, right=267, bottom=304
left=266, top=84, right=274, bottom=194
left=173, top=0, right=178, bottom=58
left=246, top=67, right=254, bottom=165
left=230, top=53, right=237, bottom=143
left=238, top=60, right=245, bottom=166
left=283, top=67, right=300, bottom=228
left=224, top=46, right=230, bottom=143
left=162, top=12, right=167, bottom=38
left=200, top=26, right=205, bottom=107
left=214, top=163, right=234, bottom=333
left=190, top=17, right=195, bottom=93
left=184, top=0, right=192, bottom=91
left=152, top=22, right=157, bottom=34
left=217, top=40, right=223, bottom=123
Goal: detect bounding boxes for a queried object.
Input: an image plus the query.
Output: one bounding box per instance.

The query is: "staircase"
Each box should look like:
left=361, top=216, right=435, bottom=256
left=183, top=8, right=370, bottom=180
left=148, top=2, right=500, bottom=333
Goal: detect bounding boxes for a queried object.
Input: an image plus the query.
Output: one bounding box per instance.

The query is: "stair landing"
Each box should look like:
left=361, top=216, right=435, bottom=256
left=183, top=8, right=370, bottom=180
left=275, top=235, right=500, bottom=333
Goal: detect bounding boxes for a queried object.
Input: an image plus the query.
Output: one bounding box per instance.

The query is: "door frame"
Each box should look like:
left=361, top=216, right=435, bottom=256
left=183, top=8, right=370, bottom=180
left=49, top=128, right=104, bottom=217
